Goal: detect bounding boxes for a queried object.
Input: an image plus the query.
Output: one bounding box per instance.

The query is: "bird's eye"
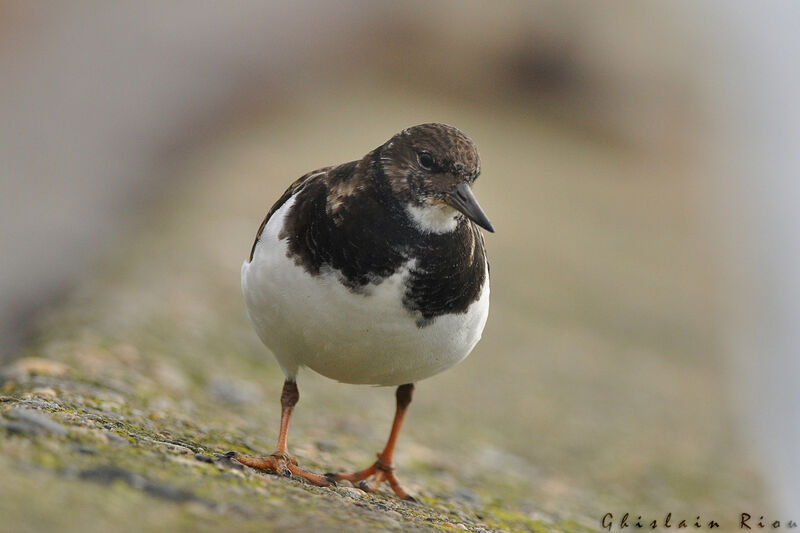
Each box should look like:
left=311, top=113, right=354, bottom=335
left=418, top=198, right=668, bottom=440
left=418, top=152, right=434, bottom=170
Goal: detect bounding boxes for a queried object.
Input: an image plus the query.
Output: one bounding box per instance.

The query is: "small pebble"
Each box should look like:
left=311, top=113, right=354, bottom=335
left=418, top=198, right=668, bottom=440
left=17, top=399, right=60, bottom=410
left=4, top=407, right=68, bottom=436
left=337, top=487, right=363, bottom=499
left=26, top=387, right=57, bottom=399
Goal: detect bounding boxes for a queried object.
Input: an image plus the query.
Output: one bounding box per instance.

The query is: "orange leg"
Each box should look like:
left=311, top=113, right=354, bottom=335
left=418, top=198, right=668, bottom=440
left=328, top=383, right=416, bottom=501
left=233, top=380, right=331, bottom=487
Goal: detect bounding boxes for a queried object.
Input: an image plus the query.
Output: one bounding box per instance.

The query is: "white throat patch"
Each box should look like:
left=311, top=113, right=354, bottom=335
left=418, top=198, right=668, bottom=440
left=406, top=203, right=459, bottom=234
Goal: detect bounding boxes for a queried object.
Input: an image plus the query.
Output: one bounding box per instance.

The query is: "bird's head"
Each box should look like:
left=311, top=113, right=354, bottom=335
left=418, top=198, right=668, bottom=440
left=378, top=123, right=494, bottom=234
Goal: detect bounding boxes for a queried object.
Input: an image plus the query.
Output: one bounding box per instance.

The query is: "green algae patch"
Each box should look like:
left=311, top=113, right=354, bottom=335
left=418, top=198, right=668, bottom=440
left=2, top=363, right=583, bottom=532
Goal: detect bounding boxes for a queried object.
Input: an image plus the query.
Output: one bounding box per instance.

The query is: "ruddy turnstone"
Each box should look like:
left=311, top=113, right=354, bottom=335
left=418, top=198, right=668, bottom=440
left=236, top=123, right=493, bottom=500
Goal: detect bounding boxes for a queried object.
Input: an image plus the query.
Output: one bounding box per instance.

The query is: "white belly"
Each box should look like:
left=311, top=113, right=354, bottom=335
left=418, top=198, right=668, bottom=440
left=241, top=196, right=490, bottom=386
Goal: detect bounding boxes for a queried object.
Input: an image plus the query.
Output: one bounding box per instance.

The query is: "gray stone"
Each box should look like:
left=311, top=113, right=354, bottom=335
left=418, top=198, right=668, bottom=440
left=4, top=407, right=68, bottom=436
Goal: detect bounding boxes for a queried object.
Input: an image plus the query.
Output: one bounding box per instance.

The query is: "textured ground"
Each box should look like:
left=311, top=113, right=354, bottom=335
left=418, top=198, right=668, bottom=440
left=0, top=86, right=767, bottom=532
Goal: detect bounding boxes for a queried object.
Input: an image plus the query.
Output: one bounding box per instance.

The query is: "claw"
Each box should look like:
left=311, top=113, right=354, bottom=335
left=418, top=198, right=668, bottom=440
left=217, top=451, right=245, bottom=470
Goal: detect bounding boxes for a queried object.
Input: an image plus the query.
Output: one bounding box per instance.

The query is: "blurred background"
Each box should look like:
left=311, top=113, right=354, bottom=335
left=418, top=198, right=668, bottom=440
left=2, top=0, right=799, bottom=526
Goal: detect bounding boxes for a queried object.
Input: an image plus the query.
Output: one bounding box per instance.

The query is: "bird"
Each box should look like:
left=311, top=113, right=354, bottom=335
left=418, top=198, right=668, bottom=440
left=236, top=123, right=493, bottom=500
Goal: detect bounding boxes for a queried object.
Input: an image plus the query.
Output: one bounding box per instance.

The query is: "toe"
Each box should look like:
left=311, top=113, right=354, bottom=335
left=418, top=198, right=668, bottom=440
left=234, top=453, right=277, bottom=471
left=287, top=463, right=334, bottom=487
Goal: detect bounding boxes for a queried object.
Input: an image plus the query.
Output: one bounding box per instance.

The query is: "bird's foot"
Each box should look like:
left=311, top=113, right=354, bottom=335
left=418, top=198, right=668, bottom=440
left=229, top=451, right=333, bottom=487
left=326, top=453, right=415, bottom=501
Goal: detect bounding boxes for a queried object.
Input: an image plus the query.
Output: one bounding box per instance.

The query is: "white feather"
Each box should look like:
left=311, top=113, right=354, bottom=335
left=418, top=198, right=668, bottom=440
left=405, top=203, right=459, bottom=234
left=241, top=196, right=489, bottom=386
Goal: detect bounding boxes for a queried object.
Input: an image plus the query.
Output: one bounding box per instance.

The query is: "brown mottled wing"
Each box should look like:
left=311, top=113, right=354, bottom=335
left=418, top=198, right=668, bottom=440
left=248, top=167, right=332, bottom=261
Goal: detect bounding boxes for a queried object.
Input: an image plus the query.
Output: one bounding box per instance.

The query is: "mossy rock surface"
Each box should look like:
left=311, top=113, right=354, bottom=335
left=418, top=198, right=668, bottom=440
left=0, top=89, right=765, bottom=532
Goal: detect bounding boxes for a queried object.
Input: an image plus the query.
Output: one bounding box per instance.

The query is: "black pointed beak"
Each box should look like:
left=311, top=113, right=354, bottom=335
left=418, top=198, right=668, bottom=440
left=446, top=182, right=495, bottom=233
